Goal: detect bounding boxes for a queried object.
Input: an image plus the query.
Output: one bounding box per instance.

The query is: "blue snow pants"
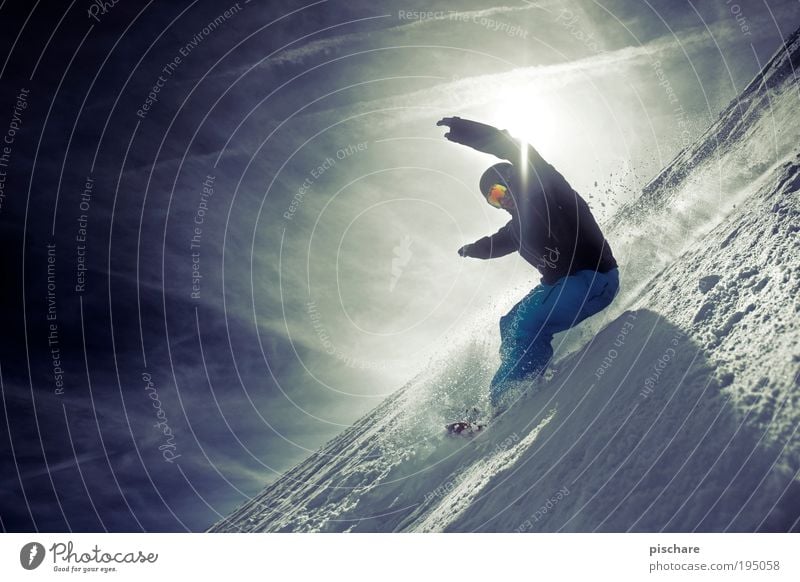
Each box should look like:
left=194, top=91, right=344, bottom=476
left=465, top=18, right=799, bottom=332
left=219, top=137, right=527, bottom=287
left=490, top=268, right=620, bottom=406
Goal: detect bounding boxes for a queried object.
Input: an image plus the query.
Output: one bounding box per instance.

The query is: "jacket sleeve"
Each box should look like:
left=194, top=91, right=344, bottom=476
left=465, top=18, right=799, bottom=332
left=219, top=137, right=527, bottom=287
left=463, top=224, right=518, bottom=259
left=448, top=119, right=565, bottom=190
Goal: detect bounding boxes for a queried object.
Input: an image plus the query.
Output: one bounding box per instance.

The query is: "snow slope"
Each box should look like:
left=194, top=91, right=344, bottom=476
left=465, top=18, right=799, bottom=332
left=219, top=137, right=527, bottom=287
left=210, top=28, right=800, bottom=533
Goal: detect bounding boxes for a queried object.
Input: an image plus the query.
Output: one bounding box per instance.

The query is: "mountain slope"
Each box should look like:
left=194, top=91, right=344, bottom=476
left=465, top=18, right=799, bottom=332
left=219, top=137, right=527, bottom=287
left=210, top=29, right=800, bottom=533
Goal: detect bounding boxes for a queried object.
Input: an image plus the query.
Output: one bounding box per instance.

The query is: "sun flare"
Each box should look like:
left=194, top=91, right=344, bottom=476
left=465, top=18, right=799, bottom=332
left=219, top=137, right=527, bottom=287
left=488, top=94, right=562, bottom=156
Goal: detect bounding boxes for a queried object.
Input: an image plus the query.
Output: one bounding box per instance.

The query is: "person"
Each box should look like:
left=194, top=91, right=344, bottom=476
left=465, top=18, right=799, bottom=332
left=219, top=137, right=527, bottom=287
left=437, top=116, right=619, bottom=410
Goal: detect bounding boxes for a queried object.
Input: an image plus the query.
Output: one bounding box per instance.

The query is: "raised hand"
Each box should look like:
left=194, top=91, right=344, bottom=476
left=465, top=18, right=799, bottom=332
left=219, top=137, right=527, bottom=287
left=436, top=117, right=503, bottom=149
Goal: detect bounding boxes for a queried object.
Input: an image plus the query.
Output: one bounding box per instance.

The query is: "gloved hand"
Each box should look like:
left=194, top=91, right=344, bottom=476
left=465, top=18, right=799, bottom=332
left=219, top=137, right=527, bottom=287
left=457, top=245, right=470, bottom=257
left=437, top=117, right=502, bottom=148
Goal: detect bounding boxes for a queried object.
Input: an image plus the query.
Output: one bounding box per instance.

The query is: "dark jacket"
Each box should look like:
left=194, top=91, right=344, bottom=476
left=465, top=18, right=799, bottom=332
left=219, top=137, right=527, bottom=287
left=461, top=128, right=617, bottom=285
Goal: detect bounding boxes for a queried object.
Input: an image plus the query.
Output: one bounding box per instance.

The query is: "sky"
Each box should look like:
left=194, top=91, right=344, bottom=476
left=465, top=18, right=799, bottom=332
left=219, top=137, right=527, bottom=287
left=0, top=0, right=798, bottom=531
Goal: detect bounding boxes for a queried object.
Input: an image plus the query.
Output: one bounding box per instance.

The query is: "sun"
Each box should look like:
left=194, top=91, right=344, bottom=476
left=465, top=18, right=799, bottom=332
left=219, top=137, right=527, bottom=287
left=487, top=94, right=562, bottom=156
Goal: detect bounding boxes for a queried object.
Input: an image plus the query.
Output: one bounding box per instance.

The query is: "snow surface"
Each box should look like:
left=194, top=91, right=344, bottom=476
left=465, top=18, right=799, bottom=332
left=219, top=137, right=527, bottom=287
left=210, top=28, right=800, bottom=533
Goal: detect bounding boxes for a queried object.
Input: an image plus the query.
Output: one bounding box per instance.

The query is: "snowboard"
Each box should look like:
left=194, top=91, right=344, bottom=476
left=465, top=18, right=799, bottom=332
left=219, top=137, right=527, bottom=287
left=445, top=407, right=488, bottom=436
left=445, top=420, right=486, bottom=436
left=444, top=372, right=552, bottom=436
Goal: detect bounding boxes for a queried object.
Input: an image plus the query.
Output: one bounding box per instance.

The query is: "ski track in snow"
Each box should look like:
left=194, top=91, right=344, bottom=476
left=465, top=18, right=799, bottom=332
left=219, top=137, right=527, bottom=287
left=210, top=28, right=800, bottom=533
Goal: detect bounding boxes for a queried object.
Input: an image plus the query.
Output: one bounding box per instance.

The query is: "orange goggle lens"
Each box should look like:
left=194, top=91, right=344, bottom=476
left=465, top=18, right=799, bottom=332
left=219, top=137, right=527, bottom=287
left=487, top=183, right=507, bottom=207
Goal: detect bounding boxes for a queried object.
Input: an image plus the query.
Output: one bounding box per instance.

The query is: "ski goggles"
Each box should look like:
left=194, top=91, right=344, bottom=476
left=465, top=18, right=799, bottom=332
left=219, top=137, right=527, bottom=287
left=486, top=183, right=508, bottom=208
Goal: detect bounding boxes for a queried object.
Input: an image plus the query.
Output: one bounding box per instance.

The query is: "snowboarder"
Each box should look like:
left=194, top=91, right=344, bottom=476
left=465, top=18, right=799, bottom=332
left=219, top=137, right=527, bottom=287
left=437, top=117, right=619, bottom=411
